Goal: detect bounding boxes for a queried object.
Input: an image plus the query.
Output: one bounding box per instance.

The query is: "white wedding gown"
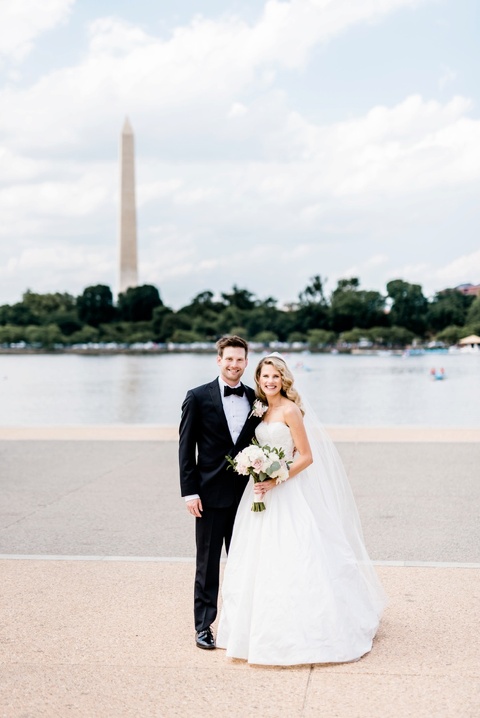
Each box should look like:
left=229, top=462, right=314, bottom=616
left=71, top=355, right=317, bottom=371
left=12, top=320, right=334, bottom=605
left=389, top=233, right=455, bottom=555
left=217, top=421, right=386, bottom=666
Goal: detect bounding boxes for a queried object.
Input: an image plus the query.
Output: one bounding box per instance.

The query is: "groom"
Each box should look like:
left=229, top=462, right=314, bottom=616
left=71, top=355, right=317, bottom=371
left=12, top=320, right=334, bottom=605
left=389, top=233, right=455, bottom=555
left=179, top=335, right=260, bottom=649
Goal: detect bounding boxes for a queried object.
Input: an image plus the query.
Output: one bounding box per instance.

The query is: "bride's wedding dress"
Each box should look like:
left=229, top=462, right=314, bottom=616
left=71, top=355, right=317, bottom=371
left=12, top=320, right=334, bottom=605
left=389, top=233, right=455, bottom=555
left=217, top=420, right=386, bottom=666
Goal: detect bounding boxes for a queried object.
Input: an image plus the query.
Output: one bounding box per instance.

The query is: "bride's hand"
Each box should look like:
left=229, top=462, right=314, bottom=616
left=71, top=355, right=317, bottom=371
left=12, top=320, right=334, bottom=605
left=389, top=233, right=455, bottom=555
left=254, top=479, right=276, bottom=496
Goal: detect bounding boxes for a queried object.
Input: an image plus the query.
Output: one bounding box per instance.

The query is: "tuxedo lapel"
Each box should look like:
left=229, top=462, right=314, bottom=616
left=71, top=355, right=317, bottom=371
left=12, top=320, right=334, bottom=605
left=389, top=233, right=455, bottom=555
left=208, top=380, right=232, bottom=440
left=243, top=384, right=255, bottom=407
left=233, top=385, right=258, bottom=449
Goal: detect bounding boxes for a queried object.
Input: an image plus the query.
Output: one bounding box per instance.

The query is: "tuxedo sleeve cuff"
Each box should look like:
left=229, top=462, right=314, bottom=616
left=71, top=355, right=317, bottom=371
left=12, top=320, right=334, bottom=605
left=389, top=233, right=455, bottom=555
left=184, top=494, right=200, bottom=502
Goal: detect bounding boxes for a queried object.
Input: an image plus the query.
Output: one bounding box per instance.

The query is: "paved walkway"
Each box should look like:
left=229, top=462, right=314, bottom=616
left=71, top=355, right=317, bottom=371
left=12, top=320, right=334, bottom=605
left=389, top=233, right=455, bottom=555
left=1, top=427, right=479, bottom=717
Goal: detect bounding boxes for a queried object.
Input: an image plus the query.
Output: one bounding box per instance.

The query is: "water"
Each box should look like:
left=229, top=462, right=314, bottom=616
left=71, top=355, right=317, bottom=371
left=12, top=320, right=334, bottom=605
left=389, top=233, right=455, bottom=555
left=0, top=352, right=479, bottom=427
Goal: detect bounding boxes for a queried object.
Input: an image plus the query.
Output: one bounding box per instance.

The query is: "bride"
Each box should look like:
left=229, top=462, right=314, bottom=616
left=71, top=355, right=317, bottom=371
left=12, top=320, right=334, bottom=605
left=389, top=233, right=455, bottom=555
left=216, top=353, right=386, bottom=666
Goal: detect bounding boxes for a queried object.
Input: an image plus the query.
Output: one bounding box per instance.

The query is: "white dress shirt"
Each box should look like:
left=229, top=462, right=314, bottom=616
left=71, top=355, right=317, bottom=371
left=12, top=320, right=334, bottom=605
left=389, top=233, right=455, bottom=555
left=184, top=377, right=250, bottom=502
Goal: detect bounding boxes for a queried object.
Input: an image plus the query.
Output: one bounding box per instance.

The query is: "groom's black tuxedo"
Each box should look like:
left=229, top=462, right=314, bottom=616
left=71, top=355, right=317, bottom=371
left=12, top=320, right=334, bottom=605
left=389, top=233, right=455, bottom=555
left=179, top=378, right=259, bottom=507
left=179, top=378, right=260, bottom=632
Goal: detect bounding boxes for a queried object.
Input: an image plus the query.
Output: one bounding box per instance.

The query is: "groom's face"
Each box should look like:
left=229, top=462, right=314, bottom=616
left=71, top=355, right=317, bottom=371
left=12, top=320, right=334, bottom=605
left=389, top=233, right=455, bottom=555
left=217, top=347, right=248, bottom=386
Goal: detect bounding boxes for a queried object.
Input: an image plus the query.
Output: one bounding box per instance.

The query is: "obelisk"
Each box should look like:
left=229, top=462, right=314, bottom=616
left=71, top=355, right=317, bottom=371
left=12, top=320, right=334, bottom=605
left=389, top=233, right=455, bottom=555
left=118, top=117, right=138, bottom=294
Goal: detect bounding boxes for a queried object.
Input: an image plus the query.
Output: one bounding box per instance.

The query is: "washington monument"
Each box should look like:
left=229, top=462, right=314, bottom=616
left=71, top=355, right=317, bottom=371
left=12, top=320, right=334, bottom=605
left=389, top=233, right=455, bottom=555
left=118, top=117, right=138, bottom=294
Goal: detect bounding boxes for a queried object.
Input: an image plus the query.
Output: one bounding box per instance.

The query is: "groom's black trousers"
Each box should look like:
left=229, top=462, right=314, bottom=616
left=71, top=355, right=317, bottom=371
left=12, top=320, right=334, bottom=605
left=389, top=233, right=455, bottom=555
left=194, top=503, right=238, bottom=632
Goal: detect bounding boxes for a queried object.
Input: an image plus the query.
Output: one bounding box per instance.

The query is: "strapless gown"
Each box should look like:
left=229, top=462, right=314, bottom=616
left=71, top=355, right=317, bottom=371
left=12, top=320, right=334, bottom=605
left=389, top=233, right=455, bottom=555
left=216, top=421, right=383, bottom=666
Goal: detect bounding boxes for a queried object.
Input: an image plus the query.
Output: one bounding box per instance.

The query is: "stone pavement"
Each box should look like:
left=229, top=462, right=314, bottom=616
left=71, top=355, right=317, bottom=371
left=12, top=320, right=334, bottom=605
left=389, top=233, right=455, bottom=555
left=1, top=427, right=479, bottom=717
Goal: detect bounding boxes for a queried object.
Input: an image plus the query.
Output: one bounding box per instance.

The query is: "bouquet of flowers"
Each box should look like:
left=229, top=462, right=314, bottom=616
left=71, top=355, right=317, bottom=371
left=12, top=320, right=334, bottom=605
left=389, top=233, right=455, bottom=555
left=226, top=440, right=291, bottom=512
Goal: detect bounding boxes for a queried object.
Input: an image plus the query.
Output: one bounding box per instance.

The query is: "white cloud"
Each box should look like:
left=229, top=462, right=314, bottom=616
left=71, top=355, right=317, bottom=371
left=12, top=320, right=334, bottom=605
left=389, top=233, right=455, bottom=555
left=435, top=250, right=480, bottom=289
left=385, top=262, right=430, bottom=283
left=3, top=0, right=480, bottom=307
left=0, top=0, right=75, bottom=63
left=0, top=244, right=113, bottom=298
left=87, top=17, right=151, bottom=55
left=251, top=0, right=424, bottom=69
left=0, top=0, right=427, bottom=150
left=228, top=102, right=248, bottom=118
left=0, top=163, right=113, bottom=231
left=438, top=66, right=457, bottom=91
left=137, top=179, right=183, bottom=206
left=342, top=254, right=389, bottom=277
left=0, top=147, right=47, bottom=182
left=2, top=87, right=479, bottom=304
left=275, top=94, right=480, bottom=199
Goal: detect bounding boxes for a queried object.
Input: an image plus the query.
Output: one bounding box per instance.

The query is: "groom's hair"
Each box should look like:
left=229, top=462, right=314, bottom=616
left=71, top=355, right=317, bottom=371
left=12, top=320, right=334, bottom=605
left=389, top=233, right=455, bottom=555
left=216, top=335, right=249, bottom=357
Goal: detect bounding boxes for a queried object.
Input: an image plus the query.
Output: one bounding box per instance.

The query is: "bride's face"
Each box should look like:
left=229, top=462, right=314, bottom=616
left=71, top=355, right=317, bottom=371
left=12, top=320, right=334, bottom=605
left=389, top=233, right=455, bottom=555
left=258, top=364, right=283, bottom=399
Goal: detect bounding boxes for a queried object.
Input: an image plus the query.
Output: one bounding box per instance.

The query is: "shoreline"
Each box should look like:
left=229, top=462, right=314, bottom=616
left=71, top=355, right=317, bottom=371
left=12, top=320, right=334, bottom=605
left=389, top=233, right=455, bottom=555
left=1, top=425, right=480, bottom=441
left=1, top=347, right=343, bottom=355
left=1, top=347, right=474, bottom=357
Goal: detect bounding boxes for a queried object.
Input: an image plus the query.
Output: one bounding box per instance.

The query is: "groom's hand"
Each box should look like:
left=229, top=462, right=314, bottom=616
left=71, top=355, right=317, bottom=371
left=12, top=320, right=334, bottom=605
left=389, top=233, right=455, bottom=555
left=187, top=498, right=203, bottom=518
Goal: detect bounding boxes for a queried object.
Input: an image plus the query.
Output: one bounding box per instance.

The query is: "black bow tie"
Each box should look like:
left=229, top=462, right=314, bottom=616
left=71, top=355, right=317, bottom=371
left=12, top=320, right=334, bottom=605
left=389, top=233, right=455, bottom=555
left=224, top=385, right=244, bottom=397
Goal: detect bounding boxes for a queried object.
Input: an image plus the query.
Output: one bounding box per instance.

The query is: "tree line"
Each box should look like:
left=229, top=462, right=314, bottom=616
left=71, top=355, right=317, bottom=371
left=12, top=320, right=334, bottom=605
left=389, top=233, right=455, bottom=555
left=0, top=276, right=479, bottom=349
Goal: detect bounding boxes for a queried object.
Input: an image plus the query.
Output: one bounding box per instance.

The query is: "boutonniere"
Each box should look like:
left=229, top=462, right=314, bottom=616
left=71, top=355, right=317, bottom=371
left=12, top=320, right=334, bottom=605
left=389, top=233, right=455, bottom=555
left=249, top=399, right=268, bottom=419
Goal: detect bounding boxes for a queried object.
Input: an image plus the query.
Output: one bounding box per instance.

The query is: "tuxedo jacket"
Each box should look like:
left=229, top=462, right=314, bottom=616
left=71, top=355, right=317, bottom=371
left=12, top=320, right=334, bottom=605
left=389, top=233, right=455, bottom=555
left=179, top=378, right=260, bottom=508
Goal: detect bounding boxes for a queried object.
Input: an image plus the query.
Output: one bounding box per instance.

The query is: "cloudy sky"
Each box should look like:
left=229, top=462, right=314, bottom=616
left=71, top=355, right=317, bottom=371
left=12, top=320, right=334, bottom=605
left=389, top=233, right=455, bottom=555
left=0, top=0, right=479, bottom=308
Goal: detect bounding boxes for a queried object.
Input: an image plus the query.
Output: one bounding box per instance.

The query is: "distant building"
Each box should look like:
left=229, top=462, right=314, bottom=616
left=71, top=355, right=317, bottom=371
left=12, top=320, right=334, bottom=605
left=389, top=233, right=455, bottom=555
left=455, top=283, right=480, bottom=297
left=118, top=118, right=138, bottom=295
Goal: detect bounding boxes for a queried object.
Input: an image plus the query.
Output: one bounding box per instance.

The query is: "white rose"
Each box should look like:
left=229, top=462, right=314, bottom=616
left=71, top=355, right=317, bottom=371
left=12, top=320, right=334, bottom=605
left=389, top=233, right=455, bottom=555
left=245, top=445, right=266, bottom=462
left=272, top=462, right=290, bottom=484
left=235, top=458, right=250, bottom=475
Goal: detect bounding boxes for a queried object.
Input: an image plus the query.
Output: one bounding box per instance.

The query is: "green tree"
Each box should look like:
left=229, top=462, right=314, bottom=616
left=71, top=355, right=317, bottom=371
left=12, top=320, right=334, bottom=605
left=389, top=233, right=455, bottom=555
left=174, top=290, right=225, bottom=340
left=287, top=331, right=307, bottom=343
left=0, top=324, right=27, bottom=343
left=0, top=302, right=39, bottom=326
left=426, top=289, right=474, bottom=331
left=96, top=321, right=151, bottom=343
left=465, top=296, right=480, bottom=326
left=435, top=325, right=463, bottom=345
left=152, top=305, right=174, bottom=342
left=228, top=326, right=248, bottom=338
left=181, top=290, right=226, bottom=317
left=48, top=311, right=83, bottom=336
left=77, top=285, right=116, bottom=327
left=386, top=280, right=428, bottom=336
left=307, top=329, right=335, bottom=348
left=340, top=328, right=367, bottom=344
left=299, top=275, right=327, bottom=305
left=221, top=286, right=256, bottom=311
left=0, top=291, right=79, bottom=328
left=25, top=324, right=65, bottom=348
left=245, top=299, right=287, bottom=341
left=22, top=290, right=76, bottom=316
left=386, top=326, right=415, bottom=346
left=170, top=329, right=203, bottom=343
left=69, top=326, right=100, bottom=344
left=157, top=312, right=193, bottom=342
left=215, top=306, right=249, bottom=337
left=296, top=275, right=329, bottom=333
left=24, top=326, right=45, bottom=345
left=127, top=330, right=156, bottom=343
left=117, top=284, right=163, bottom=322
left=365, top=326, right=389, bottom=345
left=190, top=312, right=219, bottom=340
left=253, top=330, right=278, bottom=345
left=461, top=322, right=480, bottom=337
left=330, top=278, right=386, bottom=332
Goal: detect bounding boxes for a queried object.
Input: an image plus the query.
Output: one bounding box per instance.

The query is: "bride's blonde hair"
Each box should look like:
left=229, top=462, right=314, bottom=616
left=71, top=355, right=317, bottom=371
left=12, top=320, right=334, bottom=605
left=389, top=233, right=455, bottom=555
left=254, top=355, right=304, bottom=415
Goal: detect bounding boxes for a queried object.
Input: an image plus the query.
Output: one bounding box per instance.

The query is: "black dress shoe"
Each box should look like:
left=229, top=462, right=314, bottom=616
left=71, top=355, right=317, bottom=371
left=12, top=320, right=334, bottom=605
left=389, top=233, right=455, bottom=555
left=196, top=627, right=216, bottom=650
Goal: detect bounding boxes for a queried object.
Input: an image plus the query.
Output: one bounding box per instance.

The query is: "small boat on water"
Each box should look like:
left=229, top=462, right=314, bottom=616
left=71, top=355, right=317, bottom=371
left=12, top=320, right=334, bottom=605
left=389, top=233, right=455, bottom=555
left=403, top=348, right=425, bottom=357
